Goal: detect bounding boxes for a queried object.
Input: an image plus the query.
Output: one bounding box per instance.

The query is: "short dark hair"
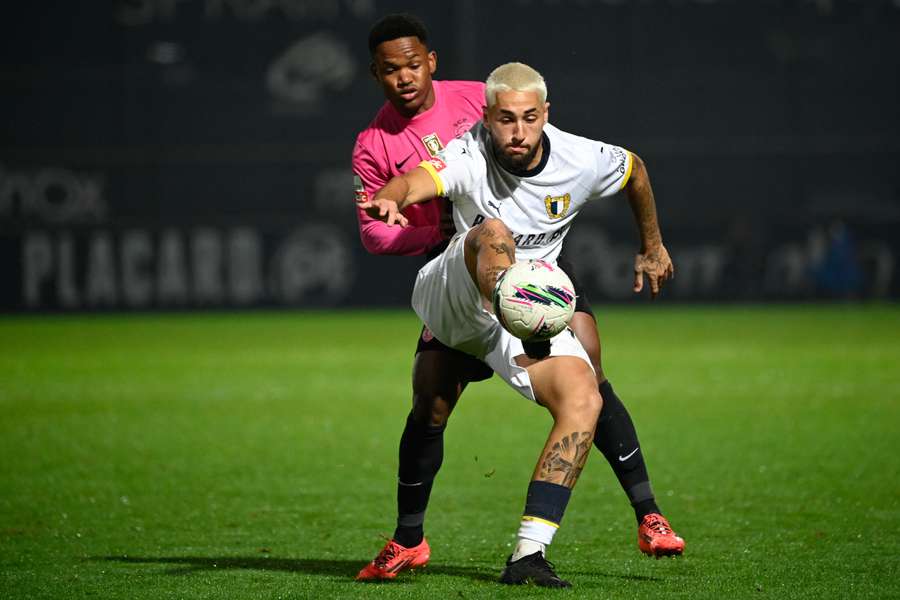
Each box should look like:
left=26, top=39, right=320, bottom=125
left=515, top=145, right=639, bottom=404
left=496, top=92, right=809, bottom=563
left=368, top=13, right=429, bottom=55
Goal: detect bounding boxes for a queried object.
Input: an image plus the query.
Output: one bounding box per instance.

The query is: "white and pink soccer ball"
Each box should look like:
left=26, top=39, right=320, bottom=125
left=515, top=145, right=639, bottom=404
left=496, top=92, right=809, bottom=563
left=492, top=259, right=576, bottom=341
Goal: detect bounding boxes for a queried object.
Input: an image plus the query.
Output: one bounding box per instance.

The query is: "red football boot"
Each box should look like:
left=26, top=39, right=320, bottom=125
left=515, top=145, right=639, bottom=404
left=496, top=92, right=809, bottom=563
left=356, top=538, right=431, bottom=580
left=638, top=513, right=685, bottom=558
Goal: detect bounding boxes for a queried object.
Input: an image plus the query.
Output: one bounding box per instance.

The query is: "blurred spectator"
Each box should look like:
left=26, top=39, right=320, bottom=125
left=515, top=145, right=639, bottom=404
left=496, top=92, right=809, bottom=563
left=724, top=213, right=768, bottom=300
left=809, top=220, right=863, bottom=299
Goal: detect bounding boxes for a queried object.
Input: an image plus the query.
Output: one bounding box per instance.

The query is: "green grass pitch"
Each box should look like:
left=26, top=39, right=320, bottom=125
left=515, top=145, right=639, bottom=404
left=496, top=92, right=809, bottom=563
left=1, top=305, right=898, bottom=599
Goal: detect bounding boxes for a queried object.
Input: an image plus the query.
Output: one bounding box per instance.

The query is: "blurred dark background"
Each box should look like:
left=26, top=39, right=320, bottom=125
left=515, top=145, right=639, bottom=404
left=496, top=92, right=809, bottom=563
left=2, top=0, right=898, bottom=311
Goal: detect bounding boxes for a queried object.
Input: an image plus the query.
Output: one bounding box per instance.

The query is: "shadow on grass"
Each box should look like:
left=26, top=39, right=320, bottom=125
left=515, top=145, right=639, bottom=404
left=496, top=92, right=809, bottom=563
left=96, top=555, right=662, bottom=584
left=97, top=555, right=497, bottom=582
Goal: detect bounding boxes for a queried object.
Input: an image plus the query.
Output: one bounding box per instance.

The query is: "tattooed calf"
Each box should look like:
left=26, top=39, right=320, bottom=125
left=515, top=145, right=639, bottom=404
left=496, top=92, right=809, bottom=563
left=539, top=431, right=593, bottom=487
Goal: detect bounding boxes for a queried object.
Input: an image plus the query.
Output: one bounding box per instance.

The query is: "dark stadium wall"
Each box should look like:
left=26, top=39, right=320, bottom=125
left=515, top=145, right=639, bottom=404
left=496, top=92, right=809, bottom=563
left=1, top=0, right=898, bottom=310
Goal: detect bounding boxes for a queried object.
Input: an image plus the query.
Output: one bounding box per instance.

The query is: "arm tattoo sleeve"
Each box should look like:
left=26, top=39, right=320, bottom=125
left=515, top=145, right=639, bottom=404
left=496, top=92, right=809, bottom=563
left=480, top=265, right=508, bottom=296
left=489, top=241, right=515, bottom=262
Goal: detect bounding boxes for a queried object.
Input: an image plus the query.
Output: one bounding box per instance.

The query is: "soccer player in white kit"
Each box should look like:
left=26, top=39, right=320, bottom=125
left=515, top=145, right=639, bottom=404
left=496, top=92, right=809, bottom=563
left=359, top=62, right=674, bottom=587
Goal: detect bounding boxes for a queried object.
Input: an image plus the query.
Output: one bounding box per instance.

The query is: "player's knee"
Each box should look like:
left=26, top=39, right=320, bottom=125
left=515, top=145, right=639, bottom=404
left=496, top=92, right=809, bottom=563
left=557, top=385, right=603, bottom=425
left=578, top=388, right=604, bottom=422
left=411, top=392, right=454, bottom=427
left=411, top=351, right=461, bottom=426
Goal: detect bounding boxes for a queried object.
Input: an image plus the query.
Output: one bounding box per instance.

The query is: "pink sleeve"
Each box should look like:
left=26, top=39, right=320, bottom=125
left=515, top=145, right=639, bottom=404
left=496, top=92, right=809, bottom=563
left=358, top=215, right=441, bottom=256
left=352, top=141, right=441, bottom=256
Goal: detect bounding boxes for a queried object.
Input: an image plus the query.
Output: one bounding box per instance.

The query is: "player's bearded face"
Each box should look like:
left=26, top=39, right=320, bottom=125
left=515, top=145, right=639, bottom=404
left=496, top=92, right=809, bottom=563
left=371, top=37, right=437, bottom=118
left=484, top=91, right=549, bottom=172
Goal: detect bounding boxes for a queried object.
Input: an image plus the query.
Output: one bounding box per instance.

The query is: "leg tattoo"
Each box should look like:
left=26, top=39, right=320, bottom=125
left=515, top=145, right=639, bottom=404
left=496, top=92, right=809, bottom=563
left=539, top=431, right=593, bottom=488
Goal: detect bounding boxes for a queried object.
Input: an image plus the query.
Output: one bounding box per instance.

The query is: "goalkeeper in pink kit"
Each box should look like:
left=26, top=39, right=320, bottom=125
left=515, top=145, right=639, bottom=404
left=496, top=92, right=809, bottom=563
left=352, top=14, right=684, bottom=585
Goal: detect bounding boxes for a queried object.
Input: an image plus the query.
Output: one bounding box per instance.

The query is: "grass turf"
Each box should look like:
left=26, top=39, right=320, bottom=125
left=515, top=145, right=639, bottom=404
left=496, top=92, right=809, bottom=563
left=0, top=305, right=898, bottom=599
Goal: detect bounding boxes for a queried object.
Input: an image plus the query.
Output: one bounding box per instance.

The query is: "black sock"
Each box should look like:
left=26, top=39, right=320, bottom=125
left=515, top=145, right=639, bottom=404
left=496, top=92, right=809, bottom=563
left=393, top=412, right=445, bottom=547
left=594, top=380, right=661, bottom=523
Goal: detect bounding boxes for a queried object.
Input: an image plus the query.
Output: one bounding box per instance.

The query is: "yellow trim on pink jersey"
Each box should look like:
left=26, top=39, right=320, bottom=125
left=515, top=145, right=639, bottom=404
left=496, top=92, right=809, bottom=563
left=418, top=160, right=446, bottom=197
left=619, top=151, right=634, bottom=190
left=522, top=515, right=560, bottom=529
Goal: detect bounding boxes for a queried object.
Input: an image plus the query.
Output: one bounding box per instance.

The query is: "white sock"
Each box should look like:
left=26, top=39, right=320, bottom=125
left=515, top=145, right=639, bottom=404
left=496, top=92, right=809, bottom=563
left=511, top=538, right=545, bottom=561
left=511, top=516, right=558, bottom=561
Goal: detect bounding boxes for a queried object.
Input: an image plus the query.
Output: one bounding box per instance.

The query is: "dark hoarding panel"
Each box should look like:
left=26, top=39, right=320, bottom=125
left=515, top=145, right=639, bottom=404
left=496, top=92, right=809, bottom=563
left=2, top=1, right=898, bottom=310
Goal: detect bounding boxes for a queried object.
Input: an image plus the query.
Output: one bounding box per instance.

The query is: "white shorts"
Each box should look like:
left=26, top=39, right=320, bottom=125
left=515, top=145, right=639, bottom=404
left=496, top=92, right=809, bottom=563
left=411, top=233, right=593, bottom=402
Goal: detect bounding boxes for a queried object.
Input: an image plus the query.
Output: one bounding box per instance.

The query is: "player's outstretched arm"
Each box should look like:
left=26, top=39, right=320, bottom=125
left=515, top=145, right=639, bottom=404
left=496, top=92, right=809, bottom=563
left=625, top=153, right=674, bottom=299
left=357, top=166, right=440, bottom=228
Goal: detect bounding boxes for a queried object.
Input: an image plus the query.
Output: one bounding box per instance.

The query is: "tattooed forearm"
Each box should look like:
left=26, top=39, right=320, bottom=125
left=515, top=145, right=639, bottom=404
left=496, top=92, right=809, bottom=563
left=625, top=156, right=662, bottom=250
left=466, top=219, right=516, bottom=300
left=489, top=241, right=515, bottom=262
left=479, top=265, right=508, bottom=296
left=538, top=431, right=593, bottom=488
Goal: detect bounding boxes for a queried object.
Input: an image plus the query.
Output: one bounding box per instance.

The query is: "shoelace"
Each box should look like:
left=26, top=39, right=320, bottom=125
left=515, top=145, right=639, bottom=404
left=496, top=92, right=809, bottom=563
left=532, top=555, right=560, bottom=577
left=645, top=517, right=673, bottom=535
left=373, top=542, right=400, bottom=568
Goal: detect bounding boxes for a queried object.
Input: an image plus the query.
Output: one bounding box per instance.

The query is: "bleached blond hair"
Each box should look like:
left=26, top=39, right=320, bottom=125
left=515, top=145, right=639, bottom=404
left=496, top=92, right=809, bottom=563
left=485, top=62, right=547, bottom=108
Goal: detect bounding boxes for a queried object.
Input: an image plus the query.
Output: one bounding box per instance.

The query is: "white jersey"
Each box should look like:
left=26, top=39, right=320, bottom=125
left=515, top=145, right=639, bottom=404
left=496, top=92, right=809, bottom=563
left=419, top=121, right=633, bottom=262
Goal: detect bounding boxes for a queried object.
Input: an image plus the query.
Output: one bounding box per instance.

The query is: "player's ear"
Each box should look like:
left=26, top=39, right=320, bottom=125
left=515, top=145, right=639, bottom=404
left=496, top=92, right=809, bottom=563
left=427, top=50, right=437, bottom=75
left=482, top=106, right=490, bottom=126
left=369, top=61, right=378, bottom=80
left=544, top=102, right=550, bottom=122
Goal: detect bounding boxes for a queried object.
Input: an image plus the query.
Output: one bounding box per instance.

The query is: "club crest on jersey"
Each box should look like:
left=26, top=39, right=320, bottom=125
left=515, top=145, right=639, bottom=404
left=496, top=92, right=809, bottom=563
left=544, top=193, right=571, bottom=219
left=421, top=133, right=444, bottom=157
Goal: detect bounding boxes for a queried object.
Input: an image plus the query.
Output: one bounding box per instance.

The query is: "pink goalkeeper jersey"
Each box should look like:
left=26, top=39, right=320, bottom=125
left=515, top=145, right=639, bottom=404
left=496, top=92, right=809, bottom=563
left=352, top=80, right=485, bottom=256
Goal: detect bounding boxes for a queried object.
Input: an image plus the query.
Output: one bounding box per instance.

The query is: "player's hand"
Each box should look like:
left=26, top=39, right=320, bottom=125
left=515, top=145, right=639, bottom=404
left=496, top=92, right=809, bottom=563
left=633, top=243, right=674, bottom=299
left=357, top=197, right=408, bottom=227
